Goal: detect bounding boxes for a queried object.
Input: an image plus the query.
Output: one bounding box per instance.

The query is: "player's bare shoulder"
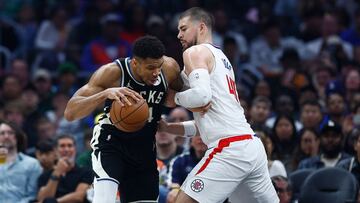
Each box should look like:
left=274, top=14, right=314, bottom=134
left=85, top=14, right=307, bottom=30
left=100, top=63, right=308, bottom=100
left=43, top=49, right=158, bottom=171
left=183, top=45, right=213, bottom=74
left=161, top=56, right=182, bottom=91
left=89, top=62, right=122, bottom=88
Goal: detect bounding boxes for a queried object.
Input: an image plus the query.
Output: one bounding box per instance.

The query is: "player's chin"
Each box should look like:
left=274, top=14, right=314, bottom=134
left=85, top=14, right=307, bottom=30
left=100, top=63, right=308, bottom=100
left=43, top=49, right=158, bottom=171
left=146, top=80, right=156, bottom=86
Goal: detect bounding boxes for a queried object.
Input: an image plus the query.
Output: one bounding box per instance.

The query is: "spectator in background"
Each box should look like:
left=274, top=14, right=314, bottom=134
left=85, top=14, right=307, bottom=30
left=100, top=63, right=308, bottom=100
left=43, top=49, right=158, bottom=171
left=55, top=62, right=79, bottom=96
left=271, top=114, right=298, bottom=173
left=250, top=19, right=304, bottom=80
left=212, top=9, right=248, bottom=61
left=278, top=48, right=309, bottom=95
left=34, top=117, right=57, bottom=149
left=0, top=120, right=42, bottom=203
left=324, top=92, right=347, bottom=126
left=32, top=69, right=54, bottom=113
left=337, top=129, right=360, bottom=183
left=156, top=130, right=184, bottom=167
left=344, top=68, right=360, bottom=102
left=1, top=74, right=23, bottom=104
left=35, top=6, right=70, bottom=52
left=0, top=17, right=21, bottom=53
left=298, top=120, right=350, bottom=169
left=167, top=107, right=191, bottom=152
left=312, top=64, right=336, bottom=102
left=291, top=128, right=320, bottom=170
left=298, top=86, right=319, bottom=107
left=21, top=84, right=42, bottom=149
left=249, top=96, right=272, bottom=132
left=66, top=4, right=101, bottom=64
left=299, top=100, right=323, bottom=131
left=120, top=4, right=147, bottom=44
left=10, top=58, right=31, bottom=89
left=271, top=175, right=293, bottom=203
left=35, top=139, right=56, bottom=171
left=81, top=13, right=132, bottom=72
left=15, top=4, right=37, bottom=57
left=4, top=100, right=26, bottom=129
left=341, top=8, right=360, bottom=46
left=34, top=6, right=72, bottom=71
left=258, top=131, right=287, bottom=178
left=76, top=128, right=93, bottom=169
left=46, top=92, right=84, bottom=153
left=266, top=94, right=302, bottom=131
left=37, top=134, right=92, bottom=203
left=253, top=80, right=272, bottom=99
left=166, top=135, right=207, bottom=203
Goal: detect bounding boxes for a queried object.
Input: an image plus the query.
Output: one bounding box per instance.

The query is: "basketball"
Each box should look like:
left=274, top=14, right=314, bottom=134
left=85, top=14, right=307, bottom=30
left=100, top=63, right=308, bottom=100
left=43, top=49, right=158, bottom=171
left=109, top=97, right=149, bottom=132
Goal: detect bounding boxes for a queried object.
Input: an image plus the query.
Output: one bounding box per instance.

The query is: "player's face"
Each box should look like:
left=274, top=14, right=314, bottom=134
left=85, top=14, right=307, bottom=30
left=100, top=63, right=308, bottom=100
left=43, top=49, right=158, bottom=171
left=134, top=57, right=164, bottom=86
left=177, top=16, right=199, bottom=51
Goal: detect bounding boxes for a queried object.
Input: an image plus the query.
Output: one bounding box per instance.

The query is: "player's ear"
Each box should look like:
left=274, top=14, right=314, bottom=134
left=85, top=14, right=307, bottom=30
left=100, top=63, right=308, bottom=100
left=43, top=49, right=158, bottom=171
left=131, top=58, right=138, bottom=67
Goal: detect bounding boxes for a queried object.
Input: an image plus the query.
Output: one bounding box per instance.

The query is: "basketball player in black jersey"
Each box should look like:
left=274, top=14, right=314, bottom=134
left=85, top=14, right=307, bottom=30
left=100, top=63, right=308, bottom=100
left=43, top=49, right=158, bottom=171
left=64, top=36, right=183, bottom=203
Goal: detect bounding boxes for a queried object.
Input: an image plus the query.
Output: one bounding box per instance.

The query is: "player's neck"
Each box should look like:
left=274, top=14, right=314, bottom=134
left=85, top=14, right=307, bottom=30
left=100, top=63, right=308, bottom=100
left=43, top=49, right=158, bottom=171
left=129, top=61, right=143, bottom=83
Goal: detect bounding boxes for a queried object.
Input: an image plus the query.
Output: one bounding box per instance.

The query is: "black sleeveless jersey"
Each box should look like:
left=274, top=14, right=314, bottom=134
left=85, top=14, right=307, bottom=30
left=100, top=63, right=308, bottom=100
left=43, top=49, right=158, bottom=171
left=99, top=57, right=168, bottom=140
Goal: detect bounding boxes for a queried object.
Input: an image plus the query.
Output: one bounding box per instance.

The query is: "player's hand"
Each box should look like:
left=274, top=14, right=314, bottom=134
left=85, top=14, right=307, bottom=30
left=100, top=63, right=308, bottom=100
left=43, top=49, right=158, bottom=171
left=187, top=102, right=211, bottom=116
left=158, top=118, right=169, bottom=132
left=105, top=87, right=142, bottom=106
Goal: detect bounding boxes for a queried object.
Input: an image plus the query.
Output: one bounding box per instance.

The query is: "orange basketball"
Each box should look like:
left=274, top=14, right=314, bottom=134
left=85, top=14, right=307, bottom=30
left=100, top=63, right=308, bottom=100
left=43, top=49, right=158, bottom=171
left=109, top=97, right=149, bottom=132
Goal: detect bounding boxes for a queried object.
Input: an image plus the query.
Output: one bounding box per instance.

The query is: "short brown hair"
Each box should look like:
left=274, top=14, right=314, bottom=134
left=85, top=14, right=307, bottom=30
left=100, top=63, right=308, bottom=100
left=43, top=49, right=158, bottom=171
left=179, top=7, right=214, bottom=30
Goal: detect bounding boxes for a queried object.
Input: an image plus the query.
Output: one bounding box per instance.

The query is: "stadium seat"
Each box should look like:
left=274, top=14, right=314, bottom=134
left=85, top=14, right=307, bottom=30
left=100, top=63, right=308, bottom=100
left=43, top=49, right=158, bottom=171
left=299, top=167, right=358, bottom=203
left=289, top=169, right=314, bottom=201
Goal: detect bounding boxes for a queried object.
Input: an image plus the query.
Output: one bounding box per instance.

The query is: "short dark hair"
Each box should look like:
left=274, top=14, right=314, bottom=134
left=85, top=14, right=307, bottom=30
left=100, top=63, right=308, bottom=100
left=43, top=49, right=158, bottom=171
left=56, top=134, right=76, bottom=146
left=133, top=35, right=165, bottom=59
left=179, top=7, right=214, bottom=30
left=36, top=139, right=55, bottom=153
left=251, top=96, right=272, bottom=109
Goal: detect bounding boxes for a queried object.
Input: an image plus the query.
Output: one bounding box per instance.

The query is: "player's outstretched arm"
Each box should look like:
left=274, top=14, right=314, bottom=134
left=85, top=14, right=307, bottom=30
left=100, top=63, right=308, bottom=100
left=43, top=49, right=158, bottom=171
left=174, top=46, right=213, bottom=109
left=158, top=118, right=198, bottom=137
left=64, top=63, right=142, bottom=121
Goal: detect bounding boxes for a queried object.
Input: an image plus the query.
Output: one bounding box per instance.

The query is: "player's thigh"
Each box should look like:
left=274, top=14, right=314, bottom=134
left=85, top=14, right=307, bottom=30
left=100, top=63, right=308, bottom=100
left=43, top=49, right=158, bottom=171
left=92, top=125, right=122, bottom=182
left=119, top=168, right=159, bottom=203
left=239, top=138, right=279, bottom=203
left=181, top=141, right=254, bottom=203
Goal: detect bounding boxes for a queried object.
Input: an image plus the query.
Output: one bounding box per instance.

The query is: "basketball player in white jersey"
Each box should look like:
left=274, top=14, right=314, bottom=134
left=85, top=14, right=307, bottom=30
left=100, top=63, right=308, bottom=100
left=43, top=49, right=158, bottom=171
left=159, top=7, right=278, bottom=203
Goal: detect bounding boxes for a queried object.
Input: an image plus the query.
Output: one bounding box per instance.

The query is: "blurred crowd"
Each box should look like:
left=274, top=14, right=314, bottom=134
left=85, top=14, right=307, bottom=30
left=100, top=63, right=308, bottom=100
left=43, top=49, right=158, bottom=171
left=0, top=0, right=360, bottom=203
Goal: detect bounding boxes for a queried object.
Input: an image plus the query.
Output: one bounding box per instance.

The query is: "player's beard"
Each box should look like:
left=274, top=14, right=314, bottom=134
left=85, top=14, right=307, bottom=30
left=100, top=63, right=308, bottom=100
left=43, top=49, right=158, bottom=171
left=183, top=37, right=198, bottom=51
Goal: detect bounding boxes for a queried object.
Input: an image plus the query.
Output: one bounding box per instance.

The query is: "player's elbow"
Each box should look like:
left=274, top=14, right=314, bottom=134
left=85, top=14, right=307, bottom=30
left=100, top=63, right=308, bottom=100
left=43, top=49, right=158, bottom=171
left=64, top=108, right=75, bottom=121
left=192, top=88, right=212, bottom=107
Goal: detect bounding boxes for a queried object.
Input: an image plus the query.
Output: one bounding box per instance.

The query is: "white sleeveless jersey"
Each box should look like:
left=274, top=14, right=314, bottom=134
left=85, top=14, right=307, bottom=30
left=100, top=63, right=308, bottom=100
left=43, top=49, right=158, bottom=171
left=181, top=44, right=254, bottom=146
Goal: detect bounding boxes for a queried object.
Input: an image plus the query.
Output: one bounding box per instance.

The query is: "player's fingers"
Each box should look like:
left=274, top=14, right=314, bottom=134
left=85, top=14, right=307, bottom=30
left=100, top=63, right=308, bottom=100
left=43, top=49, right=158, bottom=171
left=118, top=92, right=132, bottom=106
left=122, top=88, right=142, bottom=101
left=113, top=93, right=124, bottom=106
left=124, top=90, right=142, bottom=102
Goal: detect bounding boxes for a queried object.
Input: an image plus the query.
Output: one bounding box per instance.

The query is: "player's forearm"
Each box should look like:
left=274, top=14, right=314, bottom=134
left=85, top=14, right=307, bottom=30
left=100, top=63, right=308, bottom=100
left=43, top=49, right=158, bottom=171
left=166, top=123, right=186, bottom=135
left=165, top=121, right=197, bottom=137
left=174, top=69, right=212, bottom=108
left=64, top=91, right=107, bottom=121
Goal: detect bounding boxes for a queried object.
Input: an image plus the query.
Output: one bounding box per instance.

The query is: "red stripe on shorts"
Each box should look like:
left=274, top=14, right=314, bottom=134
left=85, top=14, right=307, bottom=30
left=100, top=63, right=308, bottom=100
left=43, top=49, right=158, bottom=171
left=195, top=134, right=253, bottom=175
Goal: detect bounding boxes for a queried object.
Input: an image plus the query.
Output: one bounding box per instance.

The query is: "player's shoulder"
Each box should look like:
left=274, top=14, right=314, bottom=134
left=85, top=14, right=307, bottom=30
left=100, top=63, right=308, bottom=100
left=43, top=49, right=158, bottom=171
left=97, top=62, right=121, bottom=76
left=89, top=62, right=121, bottom=86
left=183, top=45, right=212, bottom=59
left=162, top=56, right=180, bottom=73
